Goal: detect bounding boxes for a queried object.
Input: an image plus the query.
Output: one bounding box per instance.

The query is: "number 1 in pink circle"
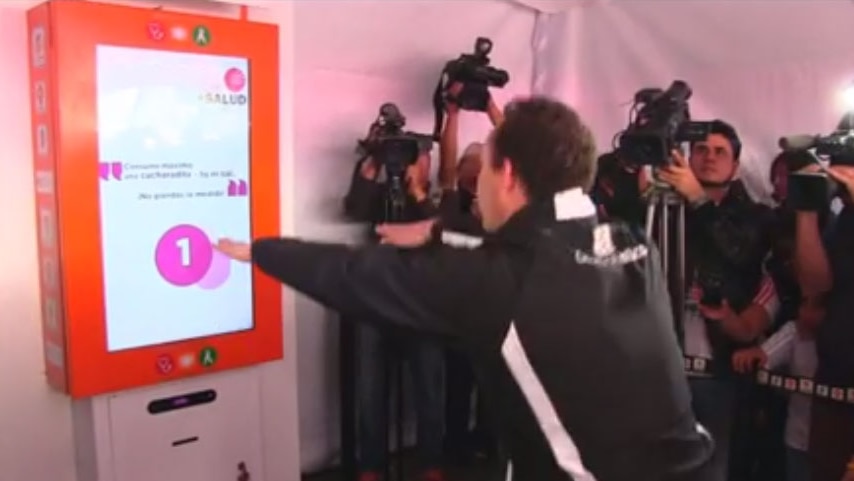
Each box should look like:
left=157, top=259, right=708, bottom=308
left=155, top=225, right=214, bottom=286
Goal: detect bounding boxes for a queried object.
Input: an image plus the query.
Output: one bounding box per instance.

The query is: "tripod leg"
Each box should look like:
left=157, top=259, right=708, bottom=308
left=645, top=201, right=656, bottom=240
left=659, top=201, right=670, bottom=279
left=395, top=360, right=404, bottom=481
left=674, top=202, right=687, bottom=344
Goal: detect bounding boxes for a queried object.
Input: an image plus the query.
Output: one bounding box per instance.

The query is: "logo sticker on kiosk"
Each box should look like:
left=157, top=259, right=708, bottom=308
left=199, top=347, right=218, bottom=368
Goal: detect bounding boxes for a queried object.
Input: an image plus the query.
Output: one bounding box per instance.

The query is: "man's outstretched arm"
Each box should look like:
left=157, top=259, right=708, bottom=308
left=249, top=237, right=484, bottom=337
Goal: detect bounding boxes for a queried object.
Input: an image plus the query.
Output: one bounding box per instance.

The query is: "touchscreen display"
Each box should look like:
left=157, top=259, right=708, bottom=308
left=95, top=45, right=253, bottom=351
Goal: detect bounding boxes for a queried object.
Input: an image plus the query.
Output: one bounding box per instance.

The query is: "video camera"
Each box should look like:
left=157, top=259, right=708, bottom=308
left=357, top=102, right=434, bottom=179
left=778, top=116, right=854, bottom=211
left=443, top=37, right=509, bottom=112
left=618, top=80, right=712, bottom=167
left=431, top=37, right=510, bottom=139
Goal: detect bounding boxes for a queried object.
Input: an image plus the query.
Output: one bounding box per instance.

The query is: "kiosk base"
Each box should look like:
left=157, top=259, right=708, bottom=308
left=72, top=368, right=266, bottom=481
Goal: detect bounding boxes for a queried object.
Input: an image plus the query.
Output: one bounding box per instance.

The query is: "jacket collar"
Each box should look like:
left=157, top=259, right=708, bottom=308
left=492, top=188, right=597, bottom=245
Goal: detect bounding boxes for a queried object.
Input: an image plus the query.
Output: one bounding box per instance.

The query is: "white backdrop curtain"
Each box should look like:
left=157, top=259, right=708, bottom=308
left=531, top=0, right=854, bottom=200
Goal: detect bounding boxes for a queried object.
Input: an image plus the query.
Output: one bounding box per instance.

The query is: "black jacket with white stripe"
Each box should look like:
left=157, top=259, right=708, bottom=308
left=251, top=188, right=714, bottom=481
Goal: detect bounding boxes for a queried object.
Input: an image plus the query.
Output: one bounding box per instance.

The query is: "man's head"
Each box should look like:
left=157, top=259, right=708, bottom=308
left=689, top=120, right=742, bottom=187
left=476, top=97, right=596, bottom=232
left=458, top=142, right=483, bottom=194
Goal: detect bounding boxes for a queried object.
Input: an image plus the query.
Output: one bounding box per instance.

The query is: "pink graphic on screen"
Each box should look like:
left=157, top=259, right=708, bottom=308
left=227, top=179, right=248, bottom=197
left=224, top=68, right=246, bottom=92
left=111, top=162, right=123, bottom=180
left=155, top=224, right=216, bottom=287
left=197, top=250, right=232, bottom=290
left=98, top=162, right=109, bottom=181
left=98, top=162, right=124, bottom=181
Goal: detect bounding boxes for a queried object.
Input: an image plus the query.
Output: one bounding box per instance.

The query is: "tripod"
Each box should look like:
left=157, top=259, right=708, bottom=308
left=384, top=175, right=407, bottom=481
left=339, top=172, right=410, bottom=481
left=644, top=186, right=687, bottom=344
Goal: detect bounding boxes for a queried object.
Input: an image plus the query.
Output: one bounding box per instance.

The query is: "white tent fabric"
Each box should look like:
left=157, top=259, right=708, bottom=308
left=532, top=0, right=854, bottom=200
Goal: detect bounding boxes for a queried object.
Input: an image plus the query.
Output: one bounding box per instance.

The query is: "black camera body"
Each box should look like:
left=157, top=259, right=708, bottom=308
left=618, top=80, right=712, bottom=167
left=779, top=120, right=854, bottom=211
left=358, top=103, right=433, bottom=179
left=443, top=37, right=509, bottom=112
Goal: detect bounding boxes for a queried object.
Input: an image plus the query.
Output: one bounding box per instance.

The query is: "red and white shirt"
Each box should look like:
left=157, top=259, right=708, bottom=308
left=683, top=273, right=779, bottom=360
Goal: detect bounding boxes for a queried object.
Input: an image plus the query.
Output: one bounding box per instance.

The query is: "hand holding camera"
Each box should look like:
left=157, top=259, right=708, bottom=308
left=444, top=82, right=464, bottom=113
left=656, top=149, right=705, bottom=203
left=779, top=122, right=854, bottom=211
left=440, top=37, right=509, bottom=113
left=828, top=164, right=854, bottom=194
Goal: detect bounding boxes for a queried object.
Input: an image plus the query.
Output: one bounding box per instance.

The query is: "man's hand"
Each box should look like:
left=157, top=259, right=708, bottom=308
left=445, top=82, right=463, bottom=113
left=657, top=149, right=705, bottom=203
left=841, top=463, right=854, bottom=481
left=699, top=299, right=737, bottom=323
left=375, top=220, right=436, bottom=248
left=829, top=165, right=854, bottom=195
left=406, top=161, right=428, bottom=202
left=359, top=157, right=379, bottom=180
left=214, top=238, right=251, bottom=262
left=732, top=347, right=767, bottom=374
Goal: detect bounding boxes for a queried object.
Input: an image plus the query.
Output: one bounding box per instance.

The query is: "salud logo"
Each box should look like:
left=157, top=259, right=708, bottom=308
left=192, top=25, right=210, bottom=46
left=199, top=347, right=218, bottom=367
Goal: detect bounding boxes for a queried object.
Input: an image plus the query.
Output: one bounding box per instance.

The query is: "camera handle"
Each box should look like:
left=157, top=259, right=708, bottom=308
left=431, top=70, right=449, bottom=142
left=645, top=187, right=687, bottom=345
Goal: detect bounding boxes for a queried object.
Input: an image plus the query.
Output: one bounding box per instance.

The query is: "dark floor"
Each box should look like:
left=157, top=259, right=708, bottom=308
left=303, top=453, right=504, bottom=481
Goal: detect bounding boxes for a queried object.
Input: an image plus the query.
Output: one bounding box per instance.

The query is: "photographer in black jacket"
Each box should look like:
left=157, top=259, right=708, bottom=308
left=795, top=161, right=854, bottom=481
left=342, top=143, right=446, bottom=481
left=652, top=121, right=777, bottom=481
left=436, top=82, right=503, bottom=463
left=216, top=97, right=714, bottom=481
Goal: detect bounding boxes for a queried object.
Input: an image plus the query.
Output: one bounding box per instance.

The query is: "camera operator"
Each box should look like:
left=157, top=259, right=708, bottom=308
left=216, top=97, right=715, bottom=481
left=794, top=161, right=854, bottom=481
left=651, top=121, right=778, bottom=481
left=436, top=82, right=502, bottom=464
left=342, top=128, right=446, bottom=481
left=745, top=150, right=828, bottom=481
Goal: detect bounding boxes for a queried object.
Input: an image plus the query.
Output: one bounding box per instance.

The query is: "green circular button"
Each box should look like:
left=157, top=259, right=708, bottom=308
left=199, top=347, right=218, bottom=367
left=192, top=25, right=211, bottom=46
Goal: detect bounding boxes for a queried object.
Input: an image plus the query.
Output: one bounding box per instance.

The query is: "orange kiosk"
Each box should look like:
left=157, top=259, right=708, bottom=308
left=28, top=1, right=282, bottom=479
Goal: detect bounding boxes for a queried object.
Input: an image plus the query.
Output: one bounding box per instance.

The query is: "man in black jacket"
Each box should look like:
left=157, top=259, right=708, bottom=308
left=656, top=121, right=777, bottom=481
left=436, top=84, right=502, bottom=463
left=216, top=98, right=714, bottom=481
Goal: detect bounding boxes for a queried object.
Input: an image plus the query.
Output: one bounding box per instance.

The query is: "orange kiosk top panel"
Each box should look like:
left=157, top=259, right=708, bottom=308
left=27, top=0, right=282, bottom=398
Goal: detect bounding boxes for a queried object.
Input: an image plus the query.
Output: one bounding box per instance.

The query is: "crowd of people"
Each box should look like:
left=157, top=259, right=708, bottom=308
left=591, top=121, right=854, bottom=481
left=214, top=84, right=854, bottom=481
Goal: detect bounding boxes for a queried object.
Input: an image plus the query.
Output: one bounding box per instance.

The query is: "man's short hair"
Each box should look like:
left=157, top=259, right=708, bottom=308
left=490, top=97, right=596, bottom=199
left=692, top=119, right=742, bottom=161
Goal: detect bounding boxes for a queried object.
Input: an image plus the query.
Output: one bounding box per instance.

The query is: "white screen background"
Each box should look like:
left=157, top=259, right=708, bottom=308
left=96, top=45, right=254, bottom=352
